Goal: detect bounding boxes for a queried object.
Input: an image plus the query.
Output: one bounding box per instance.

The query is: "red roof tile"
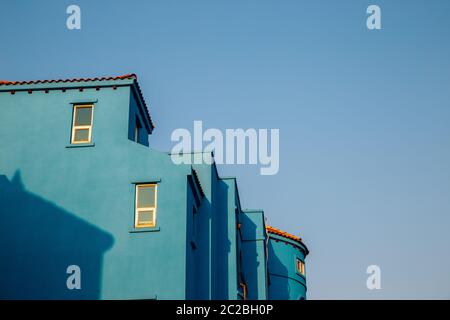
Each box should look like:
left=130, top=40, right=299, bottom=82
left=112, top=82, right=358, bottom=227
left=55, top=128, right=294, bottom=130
left=266, top=225, right=303, bottom=243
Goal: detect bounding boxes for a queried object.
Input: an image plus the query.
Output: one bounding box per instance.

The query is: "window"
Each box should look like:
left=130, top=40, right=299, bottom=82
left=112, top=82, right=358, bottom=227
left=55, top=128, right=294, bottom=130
left=135, top=184, right=157, bottom=228
left=296, top=258, right=305, bottom=276
left=71, top=105, right=94, bottom=144
left=134, top=117, right=141, bottom=143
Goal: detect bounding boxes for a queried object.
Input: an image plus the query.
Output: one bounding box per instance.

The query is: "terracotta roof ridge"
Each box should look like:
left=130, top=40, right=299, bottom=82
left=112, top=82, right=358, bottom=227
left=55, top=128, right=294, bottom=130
left=0, top=74, right=137, bottom=86
left=266, top=225, right=303, bottom=243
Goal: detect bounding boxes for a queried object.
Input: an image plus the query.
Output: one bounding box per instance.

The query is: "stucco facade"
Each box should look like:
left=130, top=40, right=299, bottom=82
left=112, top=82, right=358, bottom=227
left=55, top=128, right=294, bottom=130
left=0, top=74, right=308, bottom=300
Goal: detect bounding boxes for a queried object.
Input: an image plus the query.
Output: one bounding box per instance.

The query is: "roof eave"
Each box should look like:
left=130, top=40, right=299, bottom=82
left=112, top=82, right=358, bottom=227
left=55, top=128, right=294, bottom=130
left=268, top=232, right=309, bottom=255
left=130, top=80, right=155, bottom=133
left=0, top=74, right=155, bottom=133
left=0, top=78, right=135, bottom=92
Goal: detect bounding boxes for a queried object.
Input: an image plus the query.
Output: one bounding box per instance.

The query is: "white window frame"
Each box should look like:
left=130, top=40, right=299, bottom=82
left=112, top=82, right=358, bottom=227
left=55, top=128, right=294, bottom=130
left=71, top=104, right=94, bottom=144
left=135, top=184, right=158, bottom=228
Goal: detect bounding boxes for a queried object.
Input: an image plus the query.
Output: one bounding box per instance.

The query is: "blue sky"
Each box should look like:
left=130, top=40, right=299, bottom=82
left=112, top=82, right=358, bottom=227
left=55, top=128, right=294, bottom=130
left=1, top=0, right=450, bottom=299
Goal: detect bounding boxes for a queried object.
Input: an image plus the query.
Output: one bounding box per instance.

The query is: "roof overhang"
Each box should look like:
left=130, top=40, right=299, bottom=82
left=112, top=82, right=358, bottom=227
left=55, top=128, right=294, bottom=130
left=0, top=74, right=155, bottom=132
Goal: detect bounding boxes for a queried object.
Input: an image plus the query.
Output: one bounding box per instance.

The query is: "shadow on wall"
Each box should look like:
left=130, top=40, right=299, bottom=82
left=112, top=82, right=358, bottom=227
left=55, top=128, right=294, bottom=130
left=240, top=214, right=259, bottom=300
left=211, top=179, right=231, bottom=299
left=267, top=240, right=291, bottom=300
left=0, top=171, right=114, bottom=299
left=185, top=177, right=214, bottom=300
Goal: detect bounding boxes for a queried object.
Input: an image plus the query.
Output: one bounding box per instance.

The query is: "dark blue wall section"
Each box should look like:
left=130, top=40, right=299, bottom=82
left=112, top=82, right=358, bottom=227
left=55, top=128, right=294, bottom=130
left=0, top=172, right=113, bottom=299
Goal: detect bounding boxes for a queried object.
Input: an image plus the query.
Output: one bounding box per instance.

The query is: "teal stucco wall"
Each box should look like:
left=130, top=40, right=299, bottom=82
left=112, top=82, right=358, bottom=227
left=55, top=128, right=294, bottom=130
left=0, top=79, right=189, bottom=299
left=0, top=75, right=308, bottom=300
left=267, top=233, right=308, bottom=300
left=241, top=210, right=268, bottom=300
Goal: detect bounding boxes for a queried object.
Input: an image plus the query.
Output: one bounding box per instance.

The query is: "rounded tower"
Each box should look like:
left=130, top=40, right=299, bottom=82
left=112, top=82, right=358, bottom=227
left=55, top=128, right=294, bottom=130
left=266, top=226, right=309, bottom=300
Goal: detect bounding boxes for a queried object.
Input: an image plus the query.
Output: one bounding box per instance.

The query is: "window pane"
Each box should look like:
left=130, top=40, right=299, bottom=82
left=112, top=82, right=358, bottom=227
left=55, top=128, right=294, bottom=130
left=75, top=107, right=92, bottom=126
left=137, top=185, right=156, bottom=208
left=74, top=128, right=90, bottom=142
left=137, top=210, right=153, bottom=224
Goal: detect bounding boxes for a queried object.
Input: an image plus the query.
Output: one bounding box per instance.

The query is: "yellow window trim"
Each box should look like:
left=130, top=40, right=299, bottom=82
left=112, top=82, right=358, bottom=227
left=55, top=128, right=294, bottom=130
left=135, top=183, right=158, bottom=228
left=296, top=259, right=305, bottom=275
left=71, top=104, right=94, bottom=144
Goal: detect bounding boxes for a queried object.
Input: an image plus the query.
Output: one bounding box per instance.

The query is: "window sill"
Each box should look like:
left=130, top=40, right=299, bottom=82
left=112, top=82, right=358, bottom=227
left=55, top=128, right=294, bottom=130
left=131, top=178, right=161, bottom=184
left=66, top=142, right=95, bottom=148
left=71, top=99, right=98, bottom=105
left=129, top=226, right=160, bottom=233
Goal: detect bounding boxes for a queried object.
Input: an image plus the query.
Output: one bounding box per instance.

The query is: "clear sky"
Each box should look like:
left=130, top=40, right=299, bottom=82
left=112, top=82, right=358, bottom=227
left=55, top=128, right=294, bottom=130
left=1, top=0, right=449, bottom=299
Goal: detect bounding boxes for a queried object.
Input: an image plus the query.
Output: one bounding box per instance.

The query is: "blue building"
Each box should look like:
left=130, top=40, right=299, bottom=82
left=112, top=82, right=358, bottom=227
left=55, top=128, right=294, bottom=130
left=0, top=74, right=308, bottom=300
